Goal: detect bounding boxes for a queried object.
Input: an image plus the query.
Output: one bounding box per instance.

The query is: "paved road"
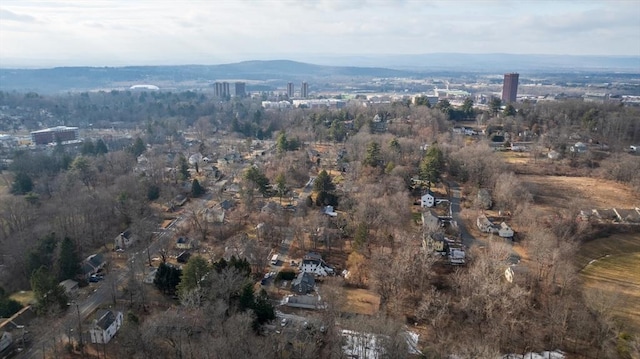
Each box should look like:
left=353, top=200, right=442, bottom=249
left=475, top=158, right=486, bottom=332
left=17, top=216, right=184, bottom=359
left=448, top=181, right=480, bottom=248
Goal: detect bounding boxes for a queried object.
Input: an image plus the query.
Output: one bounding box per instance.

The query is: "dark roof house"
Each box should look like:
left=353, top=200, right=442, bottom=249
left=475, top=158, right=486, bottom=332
left=291, top=272, right=316, bottom=294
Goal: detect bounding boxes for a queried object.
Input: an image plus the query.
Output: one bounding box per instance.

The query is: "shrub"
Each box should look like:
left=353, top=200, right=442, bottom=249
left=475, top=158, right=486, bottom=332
left=276, top=270, right=296, bottom=281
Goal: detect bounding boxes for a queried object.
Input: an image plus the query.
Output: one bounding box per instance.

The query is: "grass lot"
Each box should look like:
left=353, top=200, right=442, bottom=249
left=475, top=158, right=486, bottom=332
left=9, top=291, right=35, bottom=306
left=520, top=175, right=640, bottom=212
left=342, top=288, right=380, bottom=315
left=578, top=233, right=640, bottom=332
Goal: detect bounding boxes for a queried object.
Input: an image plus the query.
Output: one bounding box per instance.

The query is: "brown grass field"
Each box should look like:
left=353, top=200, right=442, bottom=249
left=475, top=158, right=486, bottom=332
left=579, top=233, right=640, bottom=332
left=520, top=175, right=640, bottom=212
left=341, top=288, right=381, bottom=315
left=514, top=172, right=640, bottom=332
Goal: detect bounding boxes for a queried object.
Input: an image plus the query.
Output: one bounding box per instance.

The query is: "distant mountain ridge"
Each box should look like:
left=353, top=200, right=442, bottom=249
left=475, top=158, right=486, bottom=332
left=0, top=54, right=638, bottom=93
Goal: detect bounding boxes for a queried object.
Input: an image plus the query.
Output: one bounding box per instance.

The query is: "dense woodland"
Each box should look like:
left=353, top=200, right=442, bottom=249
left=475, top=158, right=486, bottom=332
left=1, top=90, right=639, bottom=358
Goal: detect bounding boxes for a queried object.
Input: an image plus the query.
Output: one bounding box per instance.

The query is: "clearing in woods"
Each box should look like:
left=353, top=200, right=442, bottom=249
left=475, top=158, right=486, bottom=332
left=520, top=174, right=640, bottom=331
left=520, top=175, right=640, bottom=212
left=578, top=232, right=640, bottom=333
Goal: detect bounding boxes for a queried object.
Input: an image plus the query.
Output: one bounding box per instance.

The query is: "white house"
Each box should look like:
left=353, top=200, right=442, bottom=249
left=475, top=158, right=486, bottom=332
left=176, top=237, right=193, bottom=250
left=498, top=222, right=514, bottom=238
left=114, top=230, right=136, bottom=249
left=420, top=191, right=436, bottom=208
left=300, top=252, right=334, bottom=276
left=90, top=310, right=123, bottom=344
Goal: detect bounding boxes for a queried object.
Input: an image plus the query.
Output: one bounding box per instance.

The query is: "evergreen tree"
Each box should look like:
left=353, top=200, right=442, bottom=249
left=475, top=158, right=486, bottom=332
left=81, top=139, right=95, bottom=156
left=462, top=97, right=474, bottom=117
left=11, top=172, right=33, bottom=195
left=57, top=237, right=81, bottom=281
left=314, top=170, right=335, bottom=193
left=30, top=267, right=68, bottom=314
left=95, top=139, right=109, bottom=155
left=363, top=141, right=382, bottom=167
left=419, top=144, right=445, bottom=188
left=178, top=154, right=190, bottom=180
left=276, top=130, right=288, bottom=153
left=154, top=263, right=182, bottom=295
left=191, top=178, right=205, bottom=197
left=244, top=166, right=270, bottom=196
left=489, top=97, right=502, bottom=116
left=177, top=256, right=210, bottom=296
left=130, top=137, right=146, bottom=157
left=503, top=103, right=516, bottom=117
left=275, top=172, right=287, bottom=204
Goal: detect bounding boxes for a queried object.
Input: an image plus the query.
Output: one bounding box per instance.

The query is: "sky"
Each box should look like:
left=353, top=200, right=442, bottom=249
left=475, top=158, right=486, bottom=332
left=0, top=0, right=639, bottom=67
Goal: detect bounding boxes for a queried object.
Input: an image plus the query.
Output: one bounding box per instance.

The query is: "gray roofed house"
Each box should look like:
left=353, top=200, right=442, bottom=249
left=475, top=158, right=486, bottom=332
left=291, top=272, right=316, bottom=294
left=81, top=253, right=106, bottom=279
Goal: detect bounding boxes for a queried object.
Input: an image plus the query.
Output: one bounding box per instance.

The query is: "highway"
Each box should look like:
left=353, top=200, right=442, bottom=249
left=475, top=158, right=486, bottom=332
left=17, top=216, right=184, bottom=359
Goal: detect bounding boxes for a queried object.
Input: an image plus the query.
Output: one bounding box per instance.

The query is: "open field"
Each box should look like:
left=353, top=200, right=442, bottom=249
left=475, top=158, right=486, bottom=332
left=341, top=287, right=380, bottom=315
left=520, top=175, right=640, bottom=212
left=516, top=172, right=640, bottom=332
left=578, top=233, right=640, bottom=333
left=578, top=234, right=640, bottom=333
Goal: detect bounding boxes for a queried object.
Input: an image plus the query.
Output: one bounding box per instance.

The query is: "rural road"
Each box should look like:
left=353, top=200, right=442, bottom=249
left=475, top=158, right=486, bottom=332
left=448, top=181, right=521, bottom=264
left=17, top=216, right=184, bottom=359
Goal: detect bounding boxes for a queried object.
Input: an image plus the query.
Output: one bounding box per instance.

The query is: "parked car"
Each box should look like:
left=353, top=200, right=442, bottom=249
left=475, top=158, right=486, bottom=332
left=281, top=318, right=288, bottom=327
left=89, top=274, right=104, bottom=282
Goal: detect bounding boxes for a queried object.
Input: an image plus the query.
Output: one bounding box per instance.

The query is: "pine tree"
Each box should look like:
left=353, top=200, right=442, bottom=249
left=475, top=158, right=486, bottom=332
left=57, top=237, right=81, bottom=281
left=191, top=179, right=205, bottom=197
left=363, top=141, right=382, bottom=167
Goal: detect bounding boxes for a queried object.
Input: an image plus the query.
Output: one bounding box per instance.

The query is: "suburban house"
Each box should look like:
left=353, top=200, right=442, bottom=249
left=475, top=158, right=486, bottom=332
left=498, top=222, right=514, bottom=238
left=420, top=191, right=436, bottom=208
left=59, top=279, right=79, bottom=299
left=176, top=237, right=193, bottom=250
left=291, top=272, right=316, bottom=294
left=421, top=210, right=442, bottom=230
left=422, top=232, right=447, bottom=253
left=448, top=243, right=466, bottom=266
left=477, top=215, right=497, bottom=233
left=89, top=310, right=123, bottom=344
left=300, top=252, right=334, bottom=276
left=81, top=254, right=106, bottom=279
left=114, top=229, right=136, bottom=249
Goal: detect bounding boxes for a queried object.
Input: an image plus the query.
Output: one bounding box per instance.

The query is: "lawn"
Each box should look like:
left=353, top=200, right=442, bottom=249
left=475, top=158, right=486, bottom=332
left=9, top=290, right=35, bottom=306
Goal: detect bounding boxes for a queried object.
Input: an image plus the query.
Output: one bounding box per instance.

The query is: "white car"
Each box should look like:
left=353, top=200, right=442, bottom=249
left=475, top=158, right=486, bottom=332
left=281, top=318, right=288, bottom=327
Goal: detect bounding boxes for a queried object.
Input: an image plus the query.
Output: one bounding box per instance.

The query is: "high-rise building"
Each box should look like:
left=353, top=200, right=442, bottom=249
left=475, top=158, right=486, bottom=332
left=501, top=73, right=519, bottom=103
left=287, top=82, right=294, bottom=98
left=222, top=82, right=230, bottom=97
left=301, top=82, right=309, bottom=98
left=214, top=82, right=223, bottom=97
left=235, top=82, right=246, bottom=97
left=214, top=82, right=231, bottom=97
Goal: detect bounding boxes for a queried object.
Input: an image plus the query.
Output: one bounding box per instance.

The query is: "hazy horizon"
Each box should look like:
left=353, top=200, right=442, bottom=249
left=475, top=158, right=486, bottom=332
left=1, top=0, right=639, bottom=68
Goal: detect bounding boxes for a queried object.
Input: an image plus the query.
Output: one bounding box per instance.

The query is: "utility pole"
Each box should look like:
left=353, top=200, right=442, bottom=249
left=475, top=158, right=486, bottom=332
left=73, top=302, right=85, bottom=359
